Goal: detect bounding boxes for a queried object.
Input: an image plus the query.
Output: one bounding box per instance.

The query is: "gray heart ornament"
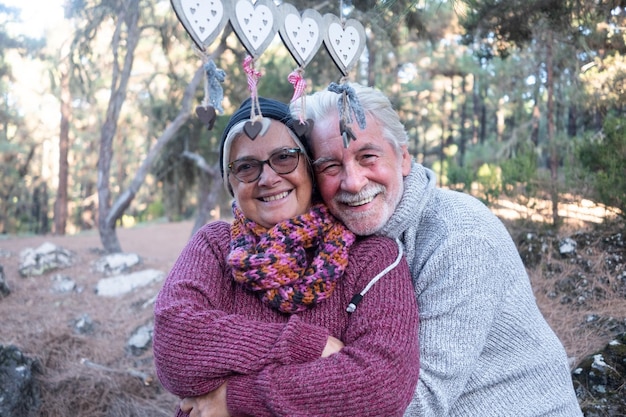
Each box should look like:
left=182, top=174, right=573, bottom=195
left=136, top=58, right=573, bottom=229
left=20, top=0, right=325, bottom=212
left=292, top=119, right=314, bottom=137
left=196, top=105, right=217, bottom=130
left=322, top=14, right=366, bottom=76
left=170, top=0, right=232, bottom=51
left=230, top=0, right=279, bottom=58
left=244, top=120, right=263, bottom=139
left=278, top=4, right=324, bottom=68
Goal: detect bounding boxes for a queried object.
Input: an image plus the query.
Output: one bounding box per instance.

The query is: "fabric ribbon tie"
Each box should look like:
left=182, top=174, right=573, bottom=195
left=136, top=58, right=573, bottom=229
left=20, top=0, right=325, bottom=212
left=328, top=82, right=366, bottom=147
left=288, top=69, right=306, bottom=102
left=203, top=60, right=225, bottom=113
left=288, top=68, right=307, bottom=123
left=244, top=56, right=262, bottom=100
left=328, top=82, right=367, bottom=130
left=228, top=203, right=356, bottom=314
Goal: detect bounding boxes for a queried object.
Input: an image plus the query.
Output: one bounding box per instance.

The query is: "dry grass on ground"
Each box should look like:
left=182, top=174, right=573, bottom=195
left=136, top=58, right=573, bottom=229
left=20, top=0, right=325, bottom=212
left=0, top=221, right=190, bottom=416
left=521, top=220, right=626, bottom=364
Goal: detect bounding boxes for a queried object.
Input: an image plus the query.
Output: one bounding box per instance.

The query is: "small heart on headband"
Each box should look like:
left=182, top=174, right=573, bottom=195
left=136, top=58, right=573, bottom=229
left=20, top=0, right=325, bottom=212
left=244, top=120, right=262, bottom=139
left=196, top=105, right=217, bottom=130
left=293, top=119, right=314, bottom=137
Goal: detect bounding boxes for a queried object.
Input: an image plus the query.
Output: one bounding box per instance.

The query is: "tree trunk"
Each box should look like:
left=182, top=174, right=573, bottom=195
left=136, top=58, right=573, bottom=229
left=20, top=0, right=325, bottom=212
left=479, top=83, right=487, bottom=145
left=97, top=2, right=142, bottom=253
left=192, top=167, right=223, bottom=236
left=54, top=67, right=71, bottom=235
left=496, top=96, right=505, bottom=142
left=104, top=67, right=205, bottom=240
left=367, top=37, right=376, bottom=86
left=181, top=150, right=223, bottom=235
left=97, top=14, right=225, bottom=254
left=459, top=75, right=468, bottom=167
left=35, top=181, right=49, bottom=234
left=471, top=73, right=479, bottom=145
left=439, top=85, right=448, bottom=185
left=531, top=103, right=540, bottom=147
left=448, top=75, right=455, bottom=147
left=567, top=104, right=577, bottom=137
left=546, top=31, right=560, bottom=227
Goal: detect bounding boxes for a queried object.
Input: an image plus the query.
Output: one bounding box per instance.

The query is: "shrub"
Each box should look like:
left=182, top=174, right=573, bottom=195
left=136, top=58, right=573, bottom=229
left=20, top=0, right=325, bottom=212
left=577, top=115, right=626, bottom=217
left=500, top=141, right=539, bottom=198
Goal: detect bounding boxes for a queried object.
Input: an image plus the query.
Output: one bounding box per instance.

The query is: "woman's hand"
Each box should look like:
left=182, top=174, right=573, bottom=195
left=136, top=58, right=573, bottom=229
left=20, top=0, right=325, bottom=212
left=321, top=335, right=344, bottom=357
left=180, top=382, right=230, bottom=417
left=179, top=337, right=343, bottom=417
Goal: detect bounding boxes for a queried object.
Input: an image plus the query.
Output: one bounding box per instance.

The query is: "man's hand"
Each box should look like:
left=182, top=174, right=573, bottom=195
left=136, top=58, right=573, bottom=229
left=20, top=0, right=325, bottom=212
left=321, top=335, right=344, bottom=357
left=180, top=382, right=230, bottom=417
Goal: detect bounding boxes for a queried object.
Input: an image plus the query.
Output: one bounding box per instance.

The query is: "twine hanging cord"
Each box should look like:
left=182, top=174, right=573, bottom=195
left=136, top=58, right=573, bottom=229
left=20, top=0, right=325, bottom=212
left=244, top=55, right=263, bottom=121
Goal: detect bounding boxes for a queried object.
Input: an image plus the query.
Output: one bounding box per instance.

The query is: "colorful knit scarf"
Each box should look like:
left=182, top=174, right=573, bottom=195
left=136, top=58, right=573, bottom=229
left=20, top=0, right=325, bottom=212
left=228, top=203, right=356, bottom=314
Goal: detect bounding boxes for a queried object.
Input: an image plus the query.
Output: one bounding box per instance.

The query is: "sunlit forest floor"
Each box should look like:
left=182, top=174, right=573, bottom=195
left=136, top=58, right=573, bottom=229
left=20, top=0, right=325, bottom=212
left=0, top=195, right=623, bottom=415
left=493, top=196, right=625, bottom=364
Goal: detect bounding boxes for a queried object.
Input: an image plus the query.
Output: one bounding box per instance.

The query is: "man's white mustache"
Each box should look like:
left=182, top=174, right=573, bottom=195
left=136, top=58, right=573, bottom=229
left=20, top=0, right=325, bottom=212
left=335, top=184, right=386, bottom=205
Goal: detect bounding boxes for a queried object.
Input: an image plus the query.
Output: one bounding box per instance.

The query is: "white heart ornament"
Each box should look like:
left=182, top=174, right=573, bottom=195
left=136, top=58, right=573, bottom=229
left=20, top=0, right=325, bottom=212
left=323, top=14, right=366, bottom=76
left=230, top=0, right=279, bottom=58
left=278, top=4, right=324, bottom=68
left=170, top=0, right=231, bottom=51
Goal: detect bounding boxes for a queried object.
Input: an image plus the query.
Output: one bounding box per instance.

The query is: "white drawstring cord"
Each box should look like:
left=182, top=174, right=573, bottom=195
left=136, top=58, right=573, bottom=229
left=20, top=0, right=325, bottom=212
left=346, top=238, right=404, bottom=313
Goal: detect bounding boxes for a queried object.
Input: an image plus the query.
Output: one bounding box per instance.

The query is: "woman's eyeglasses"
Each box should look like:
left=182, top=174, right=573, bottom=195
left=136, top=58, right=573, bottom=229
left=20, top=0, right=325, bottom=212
left=228, top=148, right=302, bottom=183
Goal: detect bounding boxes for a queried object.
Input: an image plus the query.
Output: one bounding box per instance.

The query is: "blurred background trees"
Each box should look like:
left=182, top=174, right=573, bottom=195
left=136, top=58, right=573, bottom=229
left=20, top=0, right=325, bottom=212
left=1, top=0, right=624, bottom=252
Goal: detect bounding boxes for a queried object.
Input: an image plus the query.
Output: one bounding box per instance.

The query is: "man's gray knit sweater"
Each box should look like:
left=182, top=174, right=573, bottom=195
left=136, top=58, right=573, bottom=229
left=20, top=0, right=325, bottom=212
left=380, top=164, right=583, bottom=417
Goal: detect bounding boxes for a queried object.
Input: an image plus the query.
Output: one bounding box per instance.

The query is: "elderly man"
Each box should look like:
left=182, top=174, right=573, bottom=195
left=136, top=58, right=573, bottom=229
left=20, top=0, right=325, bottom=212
left=292, top=82, right=583, bottom=417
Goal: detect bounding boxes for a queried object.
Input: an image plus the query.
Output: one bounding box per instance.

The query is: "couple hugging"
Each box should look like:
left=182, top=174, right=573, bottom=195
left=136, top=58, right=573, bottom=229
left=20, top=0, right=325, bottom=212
left=153, top=83, right=582, bottom=417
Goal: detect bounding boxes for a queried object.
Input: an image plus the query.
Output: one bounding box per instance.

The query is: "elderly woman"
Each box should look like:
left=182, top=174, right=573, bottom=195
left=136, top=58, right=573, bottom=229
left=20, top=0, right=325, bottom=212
left=152, top=97, right=419, bottom=417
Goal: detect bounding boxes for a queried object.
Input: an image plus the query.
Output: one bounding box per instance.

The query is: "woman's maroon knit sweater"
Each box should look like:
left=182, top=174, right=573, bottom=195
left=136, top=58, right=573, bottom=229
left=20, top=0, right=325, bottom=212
left=153, top=221, right=419, bottom=417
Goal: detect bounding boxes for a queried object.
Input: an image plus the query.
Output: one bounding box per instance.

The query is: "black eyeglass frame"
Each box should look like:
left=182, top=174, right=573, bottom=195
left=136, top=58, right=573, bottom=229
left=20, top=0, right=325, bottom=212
left=228, top=147, right=303, bottom=183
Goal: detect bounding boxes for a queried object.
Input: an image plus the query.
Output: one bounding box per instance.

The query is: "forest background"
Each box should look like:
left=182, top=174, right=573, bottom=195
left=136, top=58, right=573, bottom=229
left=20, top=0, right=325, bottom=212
left=1, top=0, right=625, bottom=250
left=2, top=0, right=626, bottom=415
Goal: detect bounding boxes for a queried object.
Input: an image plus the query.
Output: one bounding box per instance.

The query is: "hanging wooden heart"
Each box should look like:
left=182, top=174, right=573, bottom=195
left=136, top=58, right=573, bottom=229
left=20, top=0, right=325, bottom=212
left=195, top=105, right=217, bottom=130
left=244, top=120, right=263, bottom=139
left=170, top=0, right=231, bottom=51
left=278, top=4, right=324, bottom=68
left=323, top=14, right=366, bottom=76
left=292, top=119, right=314, bottom=137
left=230, top=0, right=279, bottom=58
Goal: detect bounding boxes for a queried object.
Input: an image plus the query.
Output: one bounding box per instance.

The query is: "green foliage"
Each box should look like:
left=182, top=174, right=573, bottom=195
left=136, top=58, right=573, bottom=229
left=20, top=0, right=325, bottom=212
left=462, top=0, right=572, bottom=58
left=446, top=160, right=475, bottom=193
left=577, top=115, right=626, bottom=217
left=257, top=53, right=295, bottom=102
left=2, top=0, right=625, bottom=236
left=442, top=158, right=504, bottom=205
left=475, top=163, right=502, bottom=204
left=0, top=5, right=49, bottom=234
left=500, top=142, right=539, bottom=197
left=145, top=200, right=164, bottom=220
